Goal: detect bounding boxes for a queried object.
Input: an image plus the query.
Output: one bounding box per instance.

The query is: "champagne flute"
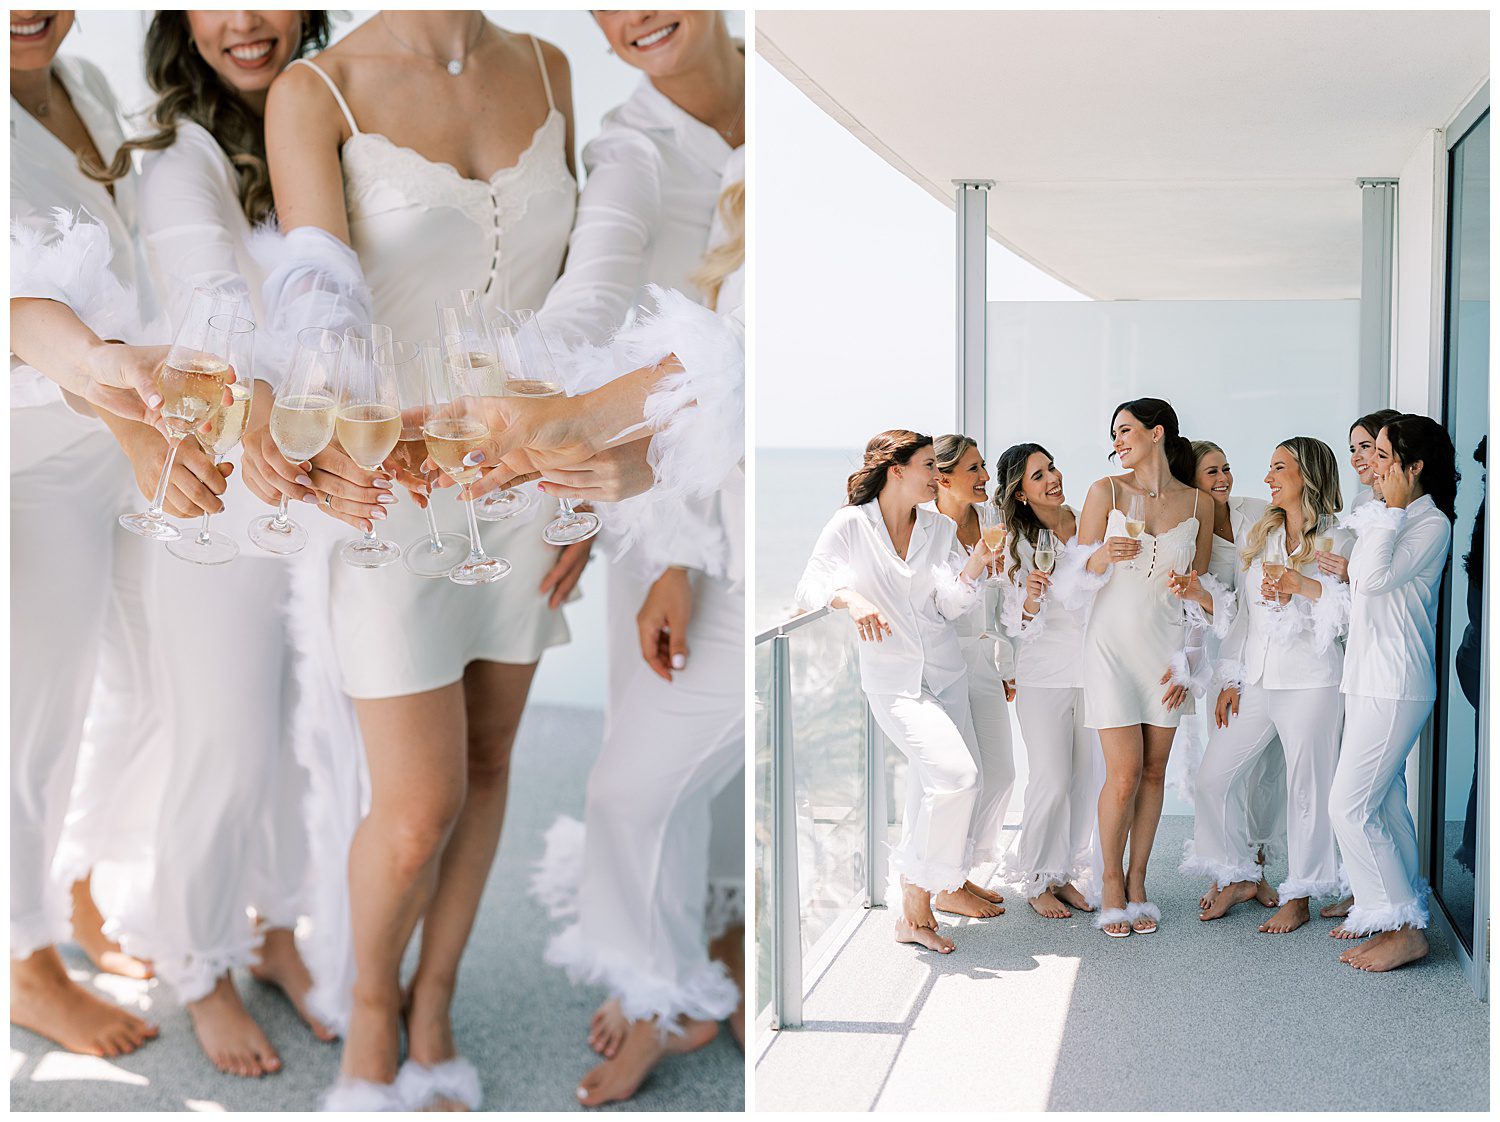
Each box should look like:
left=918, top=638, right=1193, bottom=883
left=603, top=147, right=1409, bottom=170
left=1124, top=493, right=1147, bottom=570
left=1263, top=535, right=1289, bottom=612
left=510, top=309, right=602, bottom=546
left=430, top=332, right=511, bottom=585
left=436, top=292, right=532, bottom=522
left=977, top=501, right=1005, bottom=582
left=335, top=325, right=403, bottom=568
left=119, top=288, right=242, bottom=540
left=165, top=313, right=256, bottom=564
left=397, top=342, right=470, bottom=577
left=1033, top=526, right=1056, bottom=600
left=249, top=326, right=341, bottom=555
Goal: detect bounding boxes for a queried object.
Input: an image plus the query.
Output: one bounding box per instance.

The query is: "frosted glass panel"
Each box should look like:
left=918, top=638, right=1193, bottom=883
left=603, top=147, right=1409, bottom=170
left=985, top=301, right=1363, bottom=509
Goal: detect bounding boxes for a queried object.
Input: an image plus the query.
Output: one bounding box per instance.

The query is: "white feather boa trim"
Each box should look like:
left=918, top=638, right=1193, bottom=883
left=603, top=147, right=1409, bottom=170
left=1168, top=645, right=1215, bottom=698
left=254, top=224, right=375, bottom=378
left=1165, top=714, right=1207, bottom=803
left=1052, top=540, right=1110, bottom=613
left=1338, top=501, right=1406, bottom=537
left=1179, top=839, right=1261, bottom=889
left=1275, top=876, right=1344, bottom=902
left=932, top=568, right=979, bottom=621
left=10, top=207, right=153, bottom=343
left=886, top=846, right=968, bottom=896
left=998, top=576, right=1042, bottom=640
left=1342, top=896, right=1430, bottom=935
left=395, top=1058, right=482, bottom=1111
left=319, top=1077, right=408, bottom=1112
left=1180, top=571, right=1235, bottom=639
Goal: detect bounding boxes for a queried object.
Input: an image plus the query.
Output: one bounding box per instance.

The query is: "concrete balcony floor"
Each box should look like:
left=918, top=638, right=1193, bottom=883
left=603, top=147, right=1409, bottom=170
left=11, top=705, right=746, bottom=1113
left=756, top=816, right=1487, bottom=1112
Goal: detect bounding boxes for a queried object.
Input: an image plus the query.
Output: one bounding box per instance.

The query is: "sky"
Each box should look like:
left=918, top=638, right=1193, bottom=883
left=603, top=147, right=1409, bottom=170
left=755, top=53, right=1086, bottom=452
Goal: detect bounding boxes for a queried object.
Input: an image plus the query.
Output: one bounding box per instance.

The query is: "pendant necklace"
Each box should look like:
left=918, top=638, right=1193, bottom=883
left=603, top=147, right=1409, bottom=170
left=382, top=13, right=484, bottom=77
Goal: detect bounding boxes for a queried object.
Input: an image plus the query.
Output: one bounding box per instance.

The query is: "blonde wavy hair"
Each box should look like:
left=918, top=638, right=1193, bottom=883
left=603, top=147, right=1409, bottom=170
left=1240, top=437, right=1344, bottom=570
left=691, top=179, right=744, bottom=310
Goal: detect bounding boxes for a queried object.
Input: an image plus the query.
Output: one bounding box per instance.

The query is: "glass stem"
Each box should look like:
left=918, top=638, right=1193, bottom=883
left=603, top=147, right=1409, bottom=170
left=463, top=484, right=486, bottom=561
left=425, top=503, right=444, bottom=552
left=148, top=436, right=184, bottom=519
left=195, top=454, right=221, bottom=544
left=558, top=498, right=576, bottom=517
left=273, top=493, right=291, bottom=529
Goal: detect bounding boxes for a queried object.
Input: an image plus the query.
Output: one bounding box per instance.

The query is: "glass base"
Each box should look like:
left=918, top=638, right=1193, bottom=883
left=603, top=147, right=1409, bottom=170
left=248, top=515, right=307, bottom=556
left=542, top=510, right=602, bottom=546
left=166, top=530, right=239, bottom=566
left=448, top=554, right=512, bottom=586
left=119, top=511, right=181, bottom=542
left=474, top=488, right=533, bottom=522
left=340, top=535, right=403, bottom=569
left=403, top=532, right=471, bottom=578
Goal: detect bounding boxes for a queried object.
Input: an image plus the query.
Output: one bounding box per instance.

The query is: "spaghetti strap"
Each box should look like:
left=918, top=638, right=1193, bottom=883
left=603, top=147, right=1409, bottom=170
left=530, top=35, right=555, bottom=111
left=1192, top=488, right=1199, bottom=520
left=289, top=58, right=360, bottom=136
left=1109, top=477, right=1117, bottom=512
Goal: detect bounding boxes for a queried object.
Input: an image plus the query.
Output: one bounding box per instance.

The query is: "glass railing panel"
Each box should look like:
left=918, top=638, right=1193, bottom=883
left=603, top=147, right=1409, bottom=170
left=753, top=640, right=773, bottom=1018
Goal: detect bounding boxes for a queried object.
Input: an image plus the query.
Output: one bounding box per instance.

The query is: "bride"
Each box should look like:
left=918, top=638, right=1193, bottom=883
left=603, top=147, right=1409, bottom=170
left=258, top=10, right=586, bottom=1110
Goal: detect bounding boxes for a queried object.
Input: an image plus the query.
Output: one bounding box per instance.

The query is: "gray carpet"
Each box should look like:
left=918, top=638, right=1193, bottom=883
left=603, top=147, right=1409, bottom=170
left=10, top=704, right=745, bottom=1112
left=755, top=815, right=1488, bottom=1113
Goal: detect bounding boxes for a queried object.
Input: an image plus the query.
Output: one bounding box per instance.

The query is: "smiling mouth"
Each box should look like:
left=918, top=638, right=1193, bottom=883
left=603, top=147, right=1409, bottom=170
left=11, top=15, right=52, bottom=39
left=1046, top=485, right=1063, bottom=498
left=631, top=22, right=679, bottom=49
left=227, top=39, right=275, bottom=66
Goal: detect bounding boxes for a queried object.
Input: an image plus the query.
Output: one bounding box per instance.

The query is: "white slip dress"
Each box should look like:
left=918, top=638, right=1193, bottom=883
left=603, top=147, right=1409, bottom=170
left=290, top=44, right=576, bottom=699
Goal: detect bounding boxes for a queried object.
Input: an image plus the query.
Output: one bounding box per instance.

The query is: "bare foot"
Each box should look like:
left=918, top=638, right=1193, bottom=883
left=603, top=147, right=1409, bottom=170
left=900, top=880, right=938, bottom=930
left=894, top=917, right=955, bottom=953
left=1199, top=883, right=1221, bottom=910
left=1253, top=877, right=1279, bottom=908
left=1321, top=895, right=1354, bottom=919
left=934, top=888, right=1004, bottom=918
left=250, top=928, right=336, bottom=1042
left=187, top=973, right=282, bottom=1078
left=588, top=998, right=628, bottom=1058
left=1258, top=896, right=1310, bottom=933
left=964, top=880, right=1005, bottom=905
left=1339, top=929, right=1391, bottom=963
left=1055, top=882, right=1094, bottom=912
left=11, top=947, right=158, bottom=1058
left=1330, top=923, right=1364, bottom=940
left=1028, top=890, right=1072, bottom=919
left=576, top=1015, right=717, bottom=1107
left=1199, top=879, right=1257, bottom=921
left=1345, top=926, right=1430, bottom=972
left=708, top=923, right=745, bottom=1052
left=70, top=877, right=153, bottom=980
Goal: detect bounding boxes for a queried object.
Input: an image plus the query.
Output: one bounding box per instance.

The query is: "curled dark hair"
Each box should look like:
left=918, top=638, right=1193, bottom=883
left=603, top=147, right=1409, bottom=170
left=993, top=442, right=1053, bottom=582
left=1382, top=415, right=1460, bottom=521
left=846, top=429, right=932, bottom=506
left=82, top=11, right=332, bottom=224
left=1351, top=408, right=1402, bottom=442
left=1110, top=397, right=1195, bottom=486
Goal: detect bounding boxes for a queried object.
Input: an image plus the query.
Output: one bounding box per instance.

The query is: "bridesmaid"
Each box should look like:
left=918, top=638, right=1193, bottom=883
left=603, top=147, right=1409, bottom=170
left=993, top=443, right=1102, bottom=919
left=796, top=431, right=993, bottom=954
left=1331, top=415, right=1456, bottom=972
left=1063, top=399, right=1214, bottom=937
left=932, top=433, right=1014, bottom=916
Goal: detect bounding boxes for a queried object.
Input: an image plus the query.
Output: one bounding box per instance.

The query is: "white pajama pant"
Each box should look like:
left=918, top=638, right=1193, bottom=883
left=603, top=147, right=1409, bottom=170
left=1005, top=686, right=1102, bottom=898
left=1330, top=694, right=1433, bottom=935
left=1185, top=683, right=1342, bottom=899
left=11, top=411, right=166, bottom=957
left=111, top=554, right=305, bottom=1002
left=1243, top=739, right=1289, bottom=859
left=546, top=575, right=744, bottom=1025
left=868, top=677, right=980, bottom=895
left=961, top=642, right=1016, bottom=864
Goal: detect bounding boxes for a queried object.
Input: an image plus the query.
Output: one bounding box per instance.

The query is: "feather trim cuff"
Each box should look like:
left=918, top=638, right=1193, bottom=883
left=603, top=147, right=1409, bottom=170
left=1053, top=540, right=1110, bottom=612
left=1338, top=501, right=1406, bottom=536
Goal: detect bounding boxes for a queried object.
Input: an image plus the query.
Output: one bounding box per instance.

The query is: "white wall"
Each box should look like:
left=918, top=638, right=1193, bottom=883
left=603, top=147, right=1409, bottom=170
left=1391, top=129, right=1446, bottom=418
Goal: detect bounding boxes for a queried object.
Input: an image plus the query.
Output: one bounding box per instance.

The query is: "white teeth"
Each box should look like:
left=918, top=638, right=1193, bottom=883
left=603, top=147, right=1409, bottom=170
left=633, top=23, right=676, bottom=47
left=229, top=41, right=273, bottom=60
left=11, top=19, right=48, bottom=35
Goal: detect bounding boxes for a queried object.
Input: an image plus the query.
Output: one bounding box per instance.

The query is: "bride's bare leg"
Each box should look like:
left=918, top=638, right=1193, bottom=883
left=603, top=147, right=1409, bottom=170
left=405, top=661, right=536, bottom=1072
left=70, top=874, right=153, bottom=980
left=343, top=685, right=469, bottom=1087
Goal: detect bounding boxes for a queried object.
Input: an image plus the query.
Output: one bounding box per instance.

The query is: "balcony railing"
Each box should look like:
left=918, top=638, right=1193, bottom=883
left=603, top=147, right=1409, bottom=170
left=755, top=607, right=887, bottom=1030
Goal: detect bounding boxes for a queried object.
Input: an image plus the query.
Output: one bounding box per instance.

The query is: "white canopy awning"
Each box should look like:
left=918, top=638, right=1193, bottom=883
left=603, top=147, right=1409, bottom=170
left=758, top=10, right=1488, bottom=300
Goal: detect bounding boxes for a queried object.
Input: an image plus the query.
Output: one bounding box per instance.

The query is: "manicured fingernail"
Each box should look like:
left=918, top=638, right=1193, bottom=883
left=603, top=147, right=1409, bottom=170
left=577, top=1089, right=588, bottom=1102
left=377, top=494, right=397, bottom=504
left=373, top=478, right=393, bottom=490
left=671, top=653, right=687, bottom=670
left=302, top=494, right=318, bottom=504
left=464, top=451, right=485, bottom=466
left=370, top=507, right=386, bottom=519
left=296, top=474, right=313, bottom=487
left=147, top=393, right=162, bottom=408
left=538, top=483, right=550, bottom=493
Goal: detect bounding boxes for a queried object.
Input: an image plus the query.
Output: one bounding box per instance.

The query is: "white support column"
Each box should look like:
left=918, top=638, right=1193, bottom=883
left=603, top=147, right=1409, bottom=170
left=954, top=180, right=993, bottom=446
left=1358, top=178, right=1398, bottom=413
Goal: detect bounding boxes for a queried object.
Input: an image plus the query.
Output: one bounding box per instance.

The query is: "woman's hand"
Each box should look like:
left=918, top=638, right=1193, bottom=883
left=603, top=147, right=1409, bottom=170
left=638, top=566, right=693, bottom=682
left=1315, top=549, right=1350, bottom=583
left=1090, top=535, right=1141, bottom=572
left=1158, top=667, right=1189, bottom=712
left=1378, top=462, right=1418, bottom=510
left=77, top=341, right=173, bottom=425
left=240, top=401, right=318, bottom=510
left=1024, top=568, right=1051, bottom=606
left=1262, top=566, right=1314, bottom=603
left=452, top=395, right=609, bottom=496
left=960, top=536, right=995, bottom=583
left=1167, top=569, right=1212, bottom=610
left=115, top=423, right=230, bottom=518
left=535, top=440, right=656, bottom=503
left=840, top=590, right=892, bottom=643
left=540, top=540, right=592, bottom=610
left=1215, top=687, right=1241, bottom=728
left=306, top=442, right=395, bottom=533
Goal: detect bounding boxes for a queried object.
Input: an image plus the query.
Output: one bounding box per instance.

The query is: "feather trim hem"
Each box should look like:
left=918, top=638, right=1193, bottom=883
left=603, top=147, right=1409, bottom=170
left=544, top=923, right=740, bottom=1027
left=1179, top=840, right=1261, bottom=889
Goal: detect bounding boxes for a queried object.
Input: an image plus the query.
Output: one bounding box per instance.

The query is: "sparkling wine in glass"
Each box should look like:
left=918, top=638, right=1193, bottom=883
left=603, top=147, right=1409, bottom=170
left=165, top=314, right=256, bottom=565
left=1263, top=536, right=1289, bottom=611
left=509, top=309, right=602, bottom=547
left=335, top=325, right=402, bottom=568
left=1124, top=493, right=1147, bottom=570
left=248, top=326, right=340, bottom=555
left=976, top=500, right=1004, bottom=581
left=396, top=342, right=470, bottom=577
left=119, top=288, right=242, bottom=541
left=430, top=332, right=510, bottom=585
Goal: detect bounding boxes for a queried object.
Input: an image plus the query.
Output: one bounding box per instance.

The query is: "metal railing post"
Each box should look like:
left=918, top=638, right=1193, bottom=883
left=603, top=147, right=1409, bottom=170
left=770, top=633, right=803, bottom=1028
left=863, top=703, right=884, bottom=909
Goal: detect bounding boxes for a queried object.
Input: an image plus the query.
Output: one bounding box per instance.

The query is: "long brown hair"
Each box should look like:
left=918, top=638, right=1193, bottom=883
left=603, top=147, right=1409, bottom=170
left=82, top=11, right=331, bottom=224
left=846, top=430, right=931, bottom=506
left=1240, top=437, right=1344, bottom=569
left=993, top=442, right=1053, bottom=582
